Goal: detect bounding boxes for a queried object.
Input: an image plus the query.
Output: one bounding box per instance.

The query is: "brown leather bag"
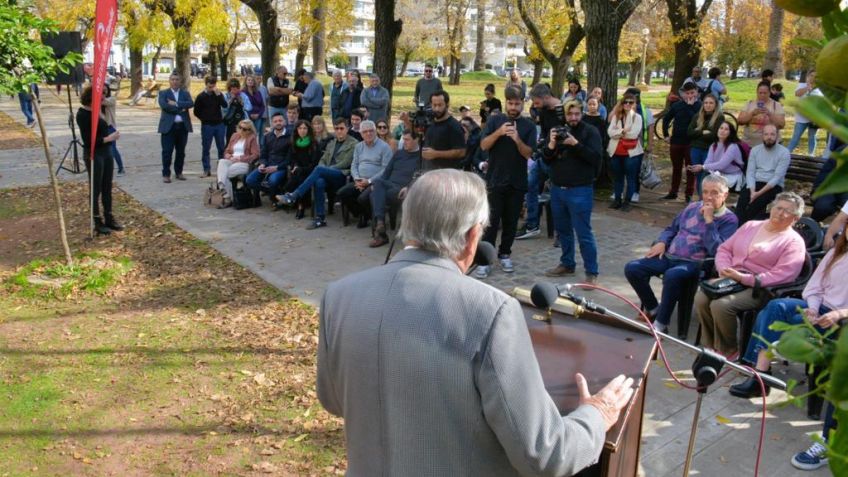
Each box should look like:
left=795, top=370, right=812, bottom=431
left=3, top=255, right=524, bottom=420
left=203, top=182, right=226, bottom=209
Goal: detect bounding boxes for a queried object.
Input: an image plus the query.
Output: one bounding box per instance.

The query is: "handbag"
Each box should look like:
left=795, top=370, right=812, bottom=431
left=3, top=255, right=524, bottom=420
left=203, top=182, right=227, bottom=209
left=640, top=153, right=662, bottom=190
left=699, top=275, right=761, bottom=300
left=614, top=138, right=638, bottom=156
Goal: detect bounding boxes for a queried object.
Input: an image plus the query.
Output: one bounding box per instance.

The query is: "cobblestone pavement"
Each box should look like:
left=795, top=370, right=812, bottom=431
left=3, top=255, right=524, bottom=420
left=0, top=92, right=830, bottom=477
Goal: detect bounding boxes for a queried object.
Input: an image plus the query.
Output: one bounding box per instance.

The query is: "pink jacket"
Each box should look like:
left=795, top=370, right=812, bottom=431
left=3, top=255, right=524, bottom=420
left=803, top=249, right=848, bottom=312
left=715, top=220, right=806, bottom=287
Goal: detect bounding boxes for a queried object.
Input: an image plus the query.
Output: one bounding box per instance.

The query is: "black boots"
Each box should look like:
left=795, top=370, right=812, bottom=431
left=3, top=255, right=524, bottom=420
left=105, top=215, right=124, bottom=231
left=93, top=217, right=112, bottom=235
left=729, top=369, right=772, bottom=398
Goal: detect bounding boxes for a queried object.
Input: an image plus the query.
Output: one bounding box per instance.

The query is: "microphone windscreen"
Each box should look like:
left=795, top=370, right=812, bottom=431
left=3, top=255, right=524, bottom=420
left=530, top=282, right=559, bottom=310
left=473, top=241, right=498, bottom=267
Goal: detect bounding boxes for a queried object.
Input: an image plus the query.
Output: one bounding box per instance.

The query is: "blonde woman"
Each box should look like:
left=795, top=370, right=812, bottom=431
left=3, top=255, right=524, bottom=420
left=311, top=115, right=333, bottom=153
left=376, top=119, right=397, bottom=152
left=607, top=93, right=644, bottom=211
left=217, top=119, right=260, bottom=205
left=687, top=93, right=724, bottom=197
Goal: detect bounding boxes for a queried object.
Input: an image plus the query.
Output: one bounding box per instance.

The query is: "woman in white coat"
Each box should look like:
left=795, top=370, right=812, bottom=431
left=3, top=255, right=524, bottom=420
left=607, top=93, right=644, bottom=211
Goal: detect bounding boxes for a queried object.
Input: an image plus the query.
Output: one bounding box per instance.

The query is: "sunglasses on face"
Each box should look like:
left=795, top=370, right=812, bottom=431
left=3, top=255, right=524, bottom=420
left=377, top=125, right=388, bottom=129
left=624, top=100, right=635, bottom=105
left=238, top=126, right=249, bottom=131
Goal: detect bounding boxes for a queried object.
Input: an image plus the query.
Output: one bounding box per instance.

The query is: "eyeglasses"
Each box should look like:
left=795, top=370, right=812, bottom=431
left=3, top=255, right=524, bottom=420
left=333, top=126, right=347, bottom=131
left=425, top=70, right=433, bottom=73
left=624, top=100, right=636, bottom=105
left=377, top=125, right=388, bottom=129
left=771, top=205, right=797, bottom=216
left=361, top=129, right=376, bottom=133
left=238, top=126, right=249, bottom=131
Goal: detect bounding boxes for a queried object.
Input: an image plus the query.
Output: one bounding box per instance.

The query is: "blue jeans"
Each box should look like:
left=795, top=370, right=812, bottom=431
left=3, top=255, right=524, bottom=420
left=200, top=123, right=226, bottom=172
left=690, top=147, right=709, bottom=197
left=524, top=158, right=550, bottom=229
left=161, top=122, right=189, bottom=177
left=245, top=168, right=287, bottom=194
left=292, top=166, right=347, bottom=218
left=550, top=185, right=598, bottom=275
left=252, top=118, right=265, bottom=146
left=743, top=298, right=831, bottom=364
left=106, top=125, right=123, bottom=172
left=18, top=92, right=34, bottom=124
left=624, top=257, right=701, bottom=326
left=786, top=121, right=818, bottom=155
left=610, top=154, right=642, bottom=202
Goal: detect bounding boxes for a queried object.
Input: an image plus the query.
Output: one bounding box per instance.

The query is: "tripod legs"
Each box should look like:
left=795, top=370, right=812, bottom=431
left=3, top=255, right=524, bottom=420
left=682, top=391, right=705, bottom=476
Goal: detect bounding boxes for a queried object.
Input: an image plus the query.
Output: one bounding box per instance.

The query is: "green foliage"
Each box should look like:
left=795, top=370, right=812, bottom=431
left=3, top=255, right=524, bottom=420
left=460, top=71, right=502, bottom=81
left=0, top=0, right=82, bottom=95
left=6, top=254, right=133, bottom=299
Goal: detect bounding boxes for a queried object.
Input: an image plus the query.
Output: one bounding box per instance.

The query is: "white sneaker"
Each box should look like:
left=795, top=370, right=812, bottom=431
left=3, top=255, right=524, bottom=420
left=499, top=256, right=514, bottom=273
left=474, top=265, right=491, bottom=279
left=791, top=441, right=828, bottom=470
left=609, top=193, right=615, bottom=199
left=631, top=193, right=640, bottom=203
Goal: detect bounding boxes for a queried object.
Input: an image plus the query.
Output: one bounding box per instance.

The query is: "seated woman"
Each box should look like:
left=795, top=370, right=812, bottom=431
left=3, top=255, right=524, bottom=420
left=375, top=119, right=397, bottom=153
left=625, top=174, right=738, bottom=334
left=311, top=115, right=333, bottom=154
left=689, top=122, right=745, bottom=191
left=728, top=220, right=848, bottom=398
left=281, top=120, right=320, bottom=219
left=695, top=192, right=807, bottom=356
left=217, top=119, right=260, bottom=206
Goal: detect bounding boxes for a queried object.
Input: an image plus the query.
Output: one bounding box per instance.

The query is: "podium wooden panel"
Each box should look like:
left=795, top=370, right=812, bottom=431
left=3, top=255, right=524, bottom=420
left=516, top=291, right=657, bottom=477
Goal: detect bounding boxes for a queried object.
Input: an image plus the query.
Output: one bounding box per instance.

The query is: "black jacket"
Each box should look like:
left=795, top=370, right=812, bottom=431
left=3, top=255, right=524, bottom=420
left=383, top=148, right=421, bottom=187
left=193, top=90, right=227, bottom=125
left=340, top=85, right=363, bottom=119
left=662, top=100, right=701, bottom=145
left=260, top=130, right=292, bottom=168
left=542, top=121, right=603, bottom=188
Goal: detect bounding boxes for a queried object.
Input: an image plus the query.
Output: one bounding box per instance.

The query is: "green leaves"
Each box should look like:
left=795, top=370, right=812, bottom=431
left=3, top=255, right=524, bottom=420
left=775, top=327, right=828, bottom=365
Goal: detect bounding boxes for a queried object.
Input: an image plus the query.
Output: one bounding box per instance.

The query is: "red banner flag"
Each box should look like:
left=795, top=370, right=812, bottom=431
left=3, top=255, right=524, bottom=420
left=90, top=0, right=118, bottom=157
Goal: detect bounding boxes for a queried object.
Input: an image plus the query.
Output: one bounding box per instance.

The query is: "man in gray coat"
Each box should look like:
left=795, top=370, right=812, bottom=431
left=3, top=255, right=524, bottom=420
left=360, top=73, right=390, bottom=123
left=317, top=169, right=635, bottom=476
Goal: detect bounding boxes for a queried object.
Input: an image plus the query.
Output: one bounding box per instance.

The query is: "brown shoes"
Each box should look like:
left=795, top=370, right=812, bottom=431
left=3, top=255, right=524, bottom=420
left=369, top=222, right=389, bottom=248
left=163, top=176, right=172, bottom=183
left=175, top=174, right=187, bottom=181
left=544, top=265, right=576, bottom=277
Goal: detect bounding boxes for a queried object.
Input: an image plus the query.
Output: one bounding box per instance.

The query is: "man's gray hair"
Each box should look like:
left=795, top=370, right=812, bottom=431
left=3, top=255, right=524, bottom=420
left=701, top=173, right=729, bottom=192
left=370, top=73, right=380, bottom=81
left=399, top=170, right=490, bottom=258
left=770, top=191, right=805, bottom=218
left=303, top=71, right=314, bottom=79
left=530, top=83, right=552, bottom=99
left=360, top=120, right=376, bottom=131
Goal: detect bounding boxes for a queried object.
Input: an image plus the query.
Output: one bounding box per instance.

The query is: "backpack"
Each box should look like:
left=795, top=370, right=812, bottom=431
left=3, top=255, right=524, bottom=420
left=732, top=141, right=752, bottom=171
left=699, top=80, right=716, bottom=102
left=224, top=96, right=245, bottom=126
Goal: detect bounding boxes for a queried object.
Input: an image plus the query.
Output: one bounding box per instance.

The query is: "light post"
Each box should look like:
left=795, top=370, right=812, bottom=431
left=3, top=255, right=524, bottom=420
left=640, top=28, right=650, bottom=85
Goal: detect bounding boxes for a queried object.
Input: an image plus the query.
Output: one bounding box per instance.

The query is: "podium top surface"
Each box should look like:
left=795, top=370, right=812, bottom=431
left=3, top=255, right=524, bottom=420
left=520, top=303, right=657, bottom=451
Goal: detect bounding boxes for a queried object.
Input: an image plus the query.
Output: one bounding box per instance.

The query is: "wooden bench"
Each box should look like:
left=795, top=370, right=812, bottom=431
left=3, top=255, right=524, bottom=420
left=786, top=153, right=827, bottom=184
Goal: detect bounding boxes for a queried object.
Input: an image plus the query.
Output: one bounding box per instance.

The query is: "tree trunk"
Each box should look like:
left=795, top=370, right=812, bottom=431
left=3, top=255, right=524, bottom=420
left=473, top=0, right=486, bottom=70
left=129, top=46, right=143, bottom=96
left=449, top=55, right=461, bottom=84
left=175, top=40, right=192, bottom=88
left=584, top=0, right=638, bottom=108
left=628, top=60, right=639, bottom=86
left=150, top=45, right=162, bottom=78
left=666, top=0, right=713, bottom=95
left=295, top=50, right=306, bottom=74
left=243, top=0, right=281, bottom=82
left=311, top=0, right=327, bottom=75
left=217, top=44, right=230, bottom=80
left=400, top=52, right=411, bottom=77
left=531, top=58, right=544, bottom=86
left=644, top=68, right=652, bottom=85
left=551, top=58, right=571, bottom=98
left=670, top=38, right=700, bottom=94
left=208, top=47, right=218, bottom=78
left=731, top=68, right=738, bottom=79
left=374, top=0, right=403, bottom=116
left=763, top=1, right=785, bottom=77
left=31, top=95, right=73, bottom=265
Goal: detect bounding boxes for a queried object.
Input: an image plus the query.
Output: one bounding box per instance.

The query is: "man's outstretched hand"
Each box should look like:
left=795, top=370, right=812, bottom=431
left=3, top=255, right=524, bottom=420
left=576, top=373, right=635, bottom=431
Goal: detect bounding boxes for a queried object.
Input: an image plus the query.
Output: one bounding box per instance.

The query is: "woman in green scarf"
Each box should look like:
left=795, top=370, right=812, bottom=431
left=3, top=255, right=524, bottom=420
left=283, top=120, right=321, bottom=219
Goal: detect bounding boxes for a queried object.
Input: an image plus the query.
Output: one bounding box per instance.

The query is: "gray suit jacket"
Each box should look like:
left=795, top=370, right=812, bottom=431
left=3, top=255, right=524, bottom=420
left=317, top=248, right=607, bottom=476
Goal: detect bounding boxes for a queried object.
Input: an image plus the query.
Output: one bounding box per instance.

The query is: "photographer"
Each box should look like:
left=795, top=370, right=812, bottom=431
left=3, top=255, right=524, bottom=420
left=542, top=100, right=603, bottom=283
left=474, top=86, right=536, bottom=278
left=422, top=90, right=467, bottom=171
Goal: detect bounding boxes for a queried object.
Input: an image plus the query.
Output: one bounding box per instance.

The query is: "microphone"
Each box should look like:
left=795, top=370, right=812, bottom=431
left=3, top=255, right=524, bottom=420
left=473, top=241, right=498, bottom=268
left=530, top=282, right=559, bottom=310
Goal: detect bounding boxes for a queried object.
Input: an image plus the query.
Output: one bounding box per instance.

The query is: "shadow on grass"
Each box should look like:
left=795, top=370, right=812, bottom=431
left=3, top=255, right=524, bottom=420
left=0, top=346, right=297, bottom=356
left=0, top=423, right=284, bottom=438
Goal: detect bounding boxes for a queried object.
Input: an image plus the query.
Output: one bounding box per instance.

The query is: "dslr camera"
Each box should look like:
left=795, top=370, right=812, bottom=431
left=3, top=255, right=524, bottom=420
left=552, top=125, right=571, bottom=142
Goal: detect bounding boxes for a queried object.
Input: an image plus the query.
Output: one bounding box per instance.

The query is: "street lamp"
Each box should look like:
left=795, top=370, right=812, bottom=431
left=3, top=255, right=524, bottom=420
left=640, top=28, right=650, bottom=85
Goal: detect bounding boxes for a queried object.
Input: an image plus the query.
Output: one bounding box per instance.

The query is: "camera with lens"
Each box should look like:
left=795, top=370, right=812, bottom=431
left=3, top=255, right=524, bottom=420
left=552, top=125, right=571, bottom=142
left=409, top=103, right=435, bottom=134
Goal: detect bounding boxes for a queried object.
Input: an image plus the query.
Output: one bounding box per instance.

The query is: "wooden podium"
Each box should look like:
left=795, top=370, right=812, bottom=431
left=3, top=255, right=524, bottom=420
left=513, top=287, right=657, bottom=477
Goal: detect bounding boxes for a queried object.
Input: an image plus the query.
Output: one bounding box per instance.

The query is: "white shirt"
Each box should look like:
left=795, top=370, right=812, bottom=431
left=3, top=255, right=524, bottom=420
left=793, top=83, right=823, bottom=124
left=171, top=89, right=183, bottom=122
left=233, top=139, right=246, bottom=158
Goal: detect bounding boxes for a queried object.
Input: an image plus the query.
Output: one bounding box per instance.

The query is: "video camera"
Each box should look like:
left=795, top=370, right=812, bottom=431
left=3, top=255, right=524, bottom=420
left=409, top=103, right=435, bottom=135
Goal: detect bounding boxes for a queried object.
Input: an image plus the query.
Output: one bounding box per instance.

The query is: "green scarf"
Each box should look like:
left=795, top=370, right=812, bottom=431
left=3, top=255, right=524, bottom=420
left=295, top=136, right=312, bottom=148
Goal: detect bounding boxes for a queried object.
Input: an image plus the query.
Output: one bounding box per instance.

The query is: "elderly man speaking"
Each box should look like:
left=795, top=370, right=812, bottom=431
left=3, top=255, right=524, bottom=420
left=317, top=169, right=635, bottom=476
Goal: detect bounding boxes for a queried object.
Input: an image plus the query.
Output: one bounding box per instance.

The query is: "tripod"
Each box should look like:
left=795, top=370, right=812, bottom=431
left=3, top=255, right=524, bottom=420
left=56, top=86, right=84, bottom=175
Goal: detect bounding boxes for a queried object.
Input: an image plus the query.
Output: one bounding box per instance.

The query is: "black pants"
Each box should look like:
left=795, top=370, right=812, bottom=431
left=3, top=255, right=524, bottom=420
left=370, top=178, right=403, bottom=221
left=85, top=151, right=114, bottom=218
left=811, top=192, right=848, bottom=222
left=735, top=182, right=782, bottom=224
left=338, top=182, right=367, bottom=217
left=483, top=185, right=524, bottom=256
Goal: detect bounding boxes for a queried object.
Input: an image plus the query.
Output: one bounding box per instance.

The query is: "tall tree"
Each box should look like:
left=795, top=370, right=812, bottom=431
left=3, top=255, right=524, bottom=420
left=396, top=0, right=440, bottom=76
left=443, top=0, right=471, bottom=84
left=241, top=0, right=281, bottom=81
left=763, top=1, right=785, bottom=77
left=311, top=0, right=328, bottom=74
left=123, top=0, right=173, bottom=95
left=374, top=0, right=403, bottom=114
left=473, top=0, right=486, bottom=70
left=583, top=0, right=642, bottom=107
left=666, top=0, right=714, bottom=93
left=512, top=0, right=585, bottom=98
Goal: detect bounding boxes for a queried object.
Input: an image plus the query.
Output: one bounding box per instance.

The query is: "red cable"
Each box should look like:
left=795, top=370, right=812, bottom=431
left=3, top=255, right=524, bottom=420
left=570, top=282, right=767, bottom=477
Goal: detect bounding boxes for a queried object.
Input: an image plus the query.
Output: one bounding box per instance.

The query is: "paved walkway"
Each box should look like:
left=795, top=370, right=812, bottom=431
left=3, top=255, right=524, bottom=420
left=0, top=91, right=831, bottom=476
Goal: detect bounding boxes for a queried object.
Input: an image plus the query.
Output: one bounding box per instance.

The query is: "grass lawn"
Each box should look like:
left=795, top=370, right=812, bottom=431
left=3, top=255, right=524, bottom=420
left=0, top=183, right=346, bottom=475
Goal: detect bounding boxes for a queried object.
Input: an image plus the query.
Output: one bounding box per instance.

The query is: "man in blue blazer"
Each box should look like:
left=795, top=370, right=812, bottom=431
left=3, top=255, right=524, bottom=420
left=158, top=73, right=194, bottom=182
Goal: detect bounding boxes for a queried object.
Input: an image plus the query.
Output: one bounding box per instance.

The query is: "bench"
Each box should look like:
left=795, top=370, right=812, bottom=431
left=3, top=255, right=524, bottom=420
left=786, top=154, right=827, bottom=184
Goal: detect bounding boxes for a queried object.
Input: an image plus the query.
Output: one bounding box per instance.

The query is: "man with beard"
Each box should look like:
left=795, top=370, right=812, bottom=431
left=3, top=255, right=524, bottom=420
left=734, top=124, right=791, bottom=223
left=339, top=73, right=363, bottom=121
left=413, top=64, right=443, bottom=107
left=542, top=100, right=603, bottom=283
left=474, top=86, right=537, bottom=278
left=245, top=112, right=291, bottom=201
left=329, top=70, right=346, bottom=120
left=421, top=90, right=467, bottom=170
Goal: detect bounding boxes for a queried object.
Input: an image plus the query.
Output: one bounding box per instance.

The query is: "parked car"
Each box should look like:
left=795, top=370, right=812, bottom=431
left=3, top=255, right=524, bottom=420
left=405, top=68, right=424, bottom=77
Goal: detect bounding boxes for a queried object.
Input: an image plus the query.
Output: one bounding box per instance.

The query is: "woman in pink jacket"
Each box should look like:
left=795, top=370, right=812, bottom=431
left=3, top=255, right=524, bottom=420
left=694, top=191, right=807, bottom=356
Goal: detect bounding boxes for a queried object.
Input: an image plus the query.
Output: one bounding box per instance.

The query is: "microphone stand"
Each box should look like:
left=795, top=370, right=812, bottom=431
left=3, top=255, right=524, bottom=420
left=553, top=289, right=785, bottom=477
